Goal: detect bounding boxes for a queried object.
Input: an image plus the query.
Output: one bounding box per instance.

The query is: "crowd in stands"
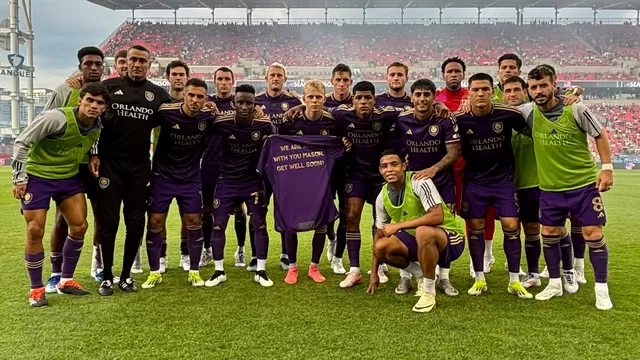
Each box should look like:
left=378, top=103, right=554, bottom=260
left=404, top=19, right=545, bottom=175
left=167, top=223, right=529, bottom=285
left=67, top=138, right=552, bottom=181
left=588, top=103, right=640, bottom=156
left=556, top=72, right=640, bottom=81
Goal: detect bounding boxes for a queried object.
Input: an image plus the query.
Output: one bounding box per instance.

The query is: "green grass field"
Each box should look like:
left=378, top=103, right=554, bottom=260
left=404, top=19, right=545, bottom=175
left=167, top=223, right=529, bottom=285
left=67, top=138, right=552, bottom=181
left=0, top=167, right=639, bottom=359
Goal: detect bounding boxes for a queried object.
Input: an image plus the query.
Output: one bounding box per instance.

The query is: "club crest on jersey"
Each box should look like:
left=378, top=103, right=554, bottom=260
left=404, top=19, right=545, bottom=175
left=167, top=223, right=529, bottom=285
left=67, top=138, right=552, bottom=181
left=345, top=183, right=353, bottom=193
left=213, top=199, right=220, bottom=209
left=372, top=121, right=381, bottom=131
left=493, top=122, right=503, bottom=134
left=429, top=125, right=439, bottom=136
left=198, top=121, right=207, bottom=131
left=251, top=131, right=260, bottom=141
left=281, top=102, right=289, bottom=111
left=462, top=201, right=469, bottom=213
left=145, top=91, right=155, bottom=102
left=99, top=177, right=110, bottom=189
left=320, top=129, right=329, bottom=136
left=23, top=193, right=32, bottom=204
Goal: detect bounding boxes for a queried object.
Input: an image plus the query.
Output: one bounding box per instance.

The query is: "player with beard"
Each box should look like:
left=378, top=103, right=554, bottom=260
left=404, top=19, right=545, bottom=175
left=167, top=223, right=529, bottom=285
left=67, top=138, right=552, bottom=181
left=456, top=73, right=532, bottom=299
left=201, top=67, right=253, bottom=271
left=395, top=79, right=461, bottom=296
left=41, top=47, right=106, bottom=291
left=255, top=63, right=302, bottom=271
left=205, top=84, right=276, bottom=288
left=521, top=66, right=612, bottom=309
left=323, top=64, right=352, bottom=274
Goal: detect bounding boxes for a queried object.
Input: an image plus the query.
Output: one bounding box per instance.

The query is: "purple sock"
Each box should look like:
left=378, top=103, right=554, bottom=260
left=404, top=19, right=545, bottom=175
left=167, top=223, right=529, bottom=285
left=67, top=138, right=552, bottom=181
left=145, top=229, right=163, bottom=272
left=468, top=229, right=485, bottom=272
left=25, top=251, right=45, bottom=289
left=346, top=231, right=361, bottom=267
left=61, top=236, right=84, bottom=279
left=524, top=233, right=541, bottom=274
left=254, top=228, right=269, bottom=260
left=202, top=214, right=213, bottom=249
left=50, top=252, right=62, bottom=274
left=503, top=229, right=522, bottom=273
left=235, top=212, right=247, bottom=248
left=311, top=227, right=326, bottom=264
left=560, top=232, right=574, bottom=271
left=285, top=233, right=298, bottom=264
left=212, top=222, right=227, bottom=261
left=587, top=237, right=608, bottom=283
left=187, top=226, right=203, bottom=271
left=542, top=234, right=563, bottom=278
left=571, top=226, right=586, bottom=259
left=326, top=220, right=336, bottom=241
left=249, top=222, right=257, bottom=258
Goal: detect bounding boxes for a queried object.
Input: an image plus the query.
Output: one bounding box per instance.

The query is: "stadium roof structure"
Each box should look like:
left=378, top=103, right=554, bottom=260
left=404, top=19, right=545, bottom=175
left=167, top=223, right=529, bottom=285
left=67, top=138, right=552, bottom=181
left=88, top=0, right=640, bottom=10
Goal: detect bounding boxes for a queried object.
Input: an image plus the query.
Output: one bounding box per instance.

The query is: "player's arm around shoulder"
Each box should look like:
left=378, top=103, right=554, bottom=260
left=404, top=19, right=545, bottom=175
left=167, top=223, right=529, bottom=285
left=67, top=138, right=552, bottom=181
left=410, top=177, right=445, bottom=226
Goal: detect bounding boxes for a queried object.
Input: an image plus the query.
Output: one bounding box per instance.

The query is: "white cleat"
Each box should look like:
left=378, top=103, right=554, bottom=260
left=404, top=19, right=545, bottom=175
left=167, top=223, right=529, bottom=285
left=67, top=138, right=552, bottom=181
left=575, top=268, right=587, bottom=285
left=199, top=249, right=213, bottom=268
left=381, top=263, right=389, bottom=272
left=535, top=281, right=563, bottom=301
left=378, top=266, right=389, bottom=284
left=437, top=279, right=459, bottom=297
left=415, top=278, right=424, bottom=297
left=563, top=269, right=579, bottom=294
left=254, top=270, right=274, bottom=287
left=412, top=292, right=436, bottom=313
left=339, top=272, right=362, bottom=288
left=234, top=248, right=246, bottom=268
left=595, top=283, right=613, bottom=310
left=521, top=273, right=541, bottom=289
left=539, top=266, right=549, bottom=278
left=326, top=240, right=336, bottom=262
left=159, top=257, right=167, bottom=274
left=484, top=257, right=495, bottom=273
left=331, top=258, right=346, bottom=274
left=180, top=255, right=190, bottom=271
left=205, top=271, right=227, bottom=287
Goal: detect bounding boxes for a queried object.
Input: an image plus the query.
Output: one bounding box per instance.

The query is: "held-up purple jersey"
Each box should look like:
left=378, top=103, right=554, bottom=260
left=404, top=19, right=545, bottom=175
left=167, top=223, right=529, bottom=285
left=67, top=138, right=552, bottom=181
left=258, top=135, right=345, bottom=232
left=324, top=93, right=353, bottom=108
left=153, top=103, right=214, bottom=183
left=212, top=113, right=276, bottom=184
left=201, top=94, right=235, bottom=168
left=396, top=110, right=460, bottom=189
left=255, top=91, right=302, bottom=130
left=455, top=103, right=529, bottom=185
left=278, top=110, right=343, bottom=137
left=332, top=105, right=399, bottom=181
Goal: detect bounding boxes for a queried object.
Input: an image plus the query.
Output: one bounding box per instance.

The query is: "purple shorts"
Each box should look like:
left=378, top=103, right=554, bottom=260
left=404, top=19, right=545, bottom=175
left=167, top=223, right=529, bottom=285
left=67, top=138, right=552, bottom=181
left=148, top=176, right=202, bottom=214
left=395, top=230, right=419, bottom=262
left=540, top=183, right=606, bottom=227
left=517, top=187, right=541, bottom=224
left=461, top=181, right=519, bottom=219
left=344, top=176, right=384, bottom=204
left=212, top=180, right=267, bottom=228
left=201, top=166, right=220, bottom=207
left=395, top=228, right=465, bottom=265
left=21, top=174, right=84, bottom=211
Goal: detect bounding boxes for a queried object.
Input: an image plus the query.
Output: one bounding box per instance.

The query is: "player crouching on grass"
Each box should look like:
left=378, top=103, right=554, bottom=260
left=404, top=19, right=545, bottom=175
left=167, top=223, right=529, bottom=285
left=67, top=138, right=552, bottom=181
left=367, top=149, right=465, bottom=313
left=12, top=83, right=107, bottom=307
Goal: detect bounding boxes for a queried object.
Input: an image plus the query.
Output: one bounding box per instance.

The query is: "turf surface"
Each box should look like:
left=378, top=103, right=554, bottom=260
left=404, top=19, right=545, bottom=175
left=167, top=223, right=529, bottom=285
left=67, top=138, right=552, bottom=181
left=0, top=168, right=638, bottom=359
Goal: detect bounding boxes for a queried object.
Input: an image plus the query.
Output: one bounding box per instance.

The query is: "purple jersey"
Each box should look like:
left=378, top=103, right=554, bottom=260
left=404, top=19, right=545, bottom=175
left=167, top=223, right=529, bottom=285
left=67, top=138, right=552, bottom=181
left=213, top=113, right=276, bottom=184
left=324, top=93, right=353, bottom=108
left=255, top=91, right=302, bottom=130
left=278, top=110, right=343, bottom=137
left=153, top=103, right=214, bottom=183
left=456, top=104, right=529, bottom=185
left=332, top=105, right=399, bottom=181
left=396, top=110, right=460, bottom=189
left=202, top=94, right=235, bottom=168
left=258, top=135, right=344, bottom=232
left=375, top=91, right=413, bottom=110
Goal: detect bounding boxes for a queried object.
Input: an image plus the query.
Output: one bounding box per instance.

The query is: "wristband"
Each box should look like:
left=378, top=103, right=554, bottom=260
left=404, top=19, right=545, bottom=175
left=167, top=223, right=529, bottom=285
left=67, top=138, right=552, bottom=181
left=601, top=163, right=613, bottom=171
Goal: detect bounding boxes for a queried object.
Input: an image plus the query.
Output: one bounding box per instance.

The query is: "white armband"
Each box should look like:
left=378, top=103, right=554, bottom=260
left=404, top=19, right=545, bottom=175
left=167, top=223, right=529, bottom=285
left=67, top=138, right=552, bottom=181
left=601, top=163, right=613, bottom=171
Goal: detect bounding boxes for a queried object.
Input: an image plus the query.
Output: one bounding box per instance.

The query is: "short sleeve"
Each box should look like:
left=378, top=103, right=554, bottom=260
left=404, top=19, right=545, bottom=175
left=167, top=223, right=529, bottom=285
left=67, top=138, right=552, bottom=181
left=374, top=192, right=391, bottom=229
left=411, top=178, right=442, bottom=212
left=443, top=118, right=461, bottom=143
left=572, top=103, right=603, bottom=137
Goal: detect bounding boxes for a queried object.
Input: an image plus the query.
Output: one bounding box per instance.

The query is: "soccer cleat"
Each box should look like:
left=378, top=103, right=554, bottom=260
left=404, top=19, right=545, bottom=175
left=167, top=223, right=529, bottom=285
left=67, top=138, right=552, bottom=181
left=234, top=247, right=246, bottom=268
left=412, top=292, right=436, bottom=313
left=308, top=265, right=325, bottom=283
left=118, top=278, right=137, bottom=293
left=484, top=257, right=495, bottom=273
left=437, top=279, right=459, bottom=297
left=575, top=268, right=587, bottom=285
left=254, top=270, right=274, bottom=287
left=326, top=240, right=336, bottom=262
left=131, top=252, right=143, bottom=274
left=595, top=284, right=613, bottom=310
left=246, top=258, right=258, bottom=272
left=92, top=270, right=104, bottom=283
left=205, top=271, right=227, bottom=287
left=415, top=278, right=424, bottom=297
left=378, top=267, right=389, bottom=284
left=188, top=271, right=205, bottom=287
left=563, top=270, right=579, bottom=294
left=279, top=257, right=290, bottom=271
left=535, top=281, right=563, bottom=301
left=331, top=258, right=346, bottom=274
left=467, top=280, right=488, bottom=296
left=285, top=265, right=299, bottom=284
left=141, top=273, right=163, bottom=289
left=469, top=263, right=476, bottom=279
left=45, top=275, right=61, bottom=294
left=180, top=255, right=190, bottom=271
left=98, top=280, right=114, bottom=296
left=507, top=282, right=533, bottom=299
left=57, top=280, right=90, bottom=295
left=381, top=263, right=389, bottom=272
left=29, top=287, right=48, bottom=308
left=539, top=266, right=549, bottom=278
left=159, top=257, right=167, bottom=274
left=521, top=273, right=541, bottom=289
left=395, top=277, right=412, bottom=295
left=339, top=272, right=361, bottom=288
left=199, top=250, right=213, bottom=268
